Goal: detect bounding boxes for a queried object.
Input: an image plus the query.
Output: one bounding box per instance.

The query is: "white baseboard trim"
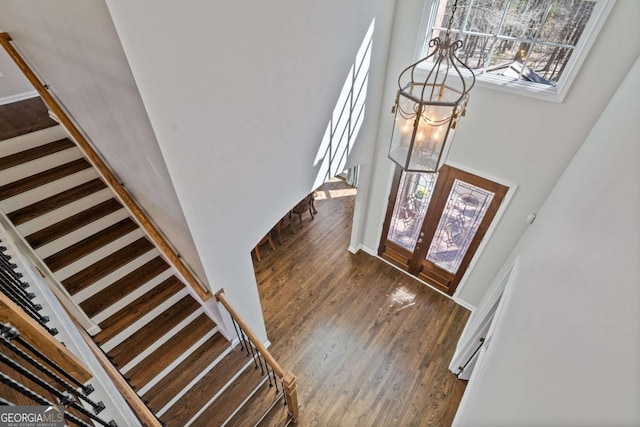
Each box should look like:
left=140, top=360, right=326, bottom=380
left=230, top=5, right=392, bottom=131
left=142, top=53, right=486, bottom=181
left=453, top=297, right=476, bottom=312
left=0, top=90, right=38, bottom=106
left=357, top=244, right=378, bottom=257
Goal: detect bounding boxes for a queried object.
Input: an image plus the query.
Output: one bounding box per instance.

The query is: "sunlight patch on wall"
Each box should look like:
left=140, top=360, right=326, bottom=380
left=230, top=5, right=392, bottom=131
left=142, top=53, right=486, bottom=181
left=313, top=19, right=374, bottom=189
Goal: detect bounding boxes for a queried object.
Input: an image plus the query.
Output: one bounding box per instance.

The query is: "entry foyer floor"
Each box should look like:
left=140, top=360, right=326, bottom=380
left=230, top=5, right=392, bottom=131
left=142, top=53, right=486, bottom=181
left=254, top=178, right=470, bottom=426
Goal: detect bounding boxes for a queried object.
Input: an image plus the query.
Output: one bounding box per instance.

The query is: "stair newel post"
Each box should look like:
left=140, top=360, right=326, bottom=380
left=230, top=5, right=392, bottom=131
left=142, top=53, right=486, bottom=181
left=283, top=372, right=299, bottom=423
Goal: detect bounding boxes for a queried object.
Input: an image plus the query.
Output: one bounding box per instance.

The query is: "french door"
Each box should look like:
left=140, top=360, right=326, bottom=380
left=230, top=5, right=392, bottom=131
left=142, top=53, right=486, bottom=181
left=379, top=165, right=508, bottom=295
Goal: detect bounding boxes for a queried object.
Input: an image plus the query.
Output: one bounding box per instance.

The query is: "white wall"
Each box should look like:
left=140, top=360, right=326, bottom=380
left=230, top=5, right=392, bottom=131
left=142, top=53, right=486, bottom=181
left=0, top=1, right=208, bottom=287
left=454, top=55, right=640, bottom=426
left=0, top=47, right=34, bottom=103
left=357, top=0, right=640, bottom=307
left=105, top=0, right=397, bottom=337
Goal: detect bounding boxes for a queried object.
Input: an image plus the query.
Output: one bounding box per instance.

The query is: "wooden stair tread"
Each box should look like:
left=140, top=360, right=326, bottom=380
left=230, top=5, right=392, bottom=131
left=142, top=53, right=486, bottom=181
left=43, top=218, right=138, bottom=272
left=143, top=329, right=229, bottom=412
left=0, top=138, right=75, bottom=171
left=189, top=355, right=270, bottom=427
left=7, top=178, right=107, bottom=225
left=127, top=313, right=217, bottom=392
left=255, top=397, right=290, bottom=427
left=61, top=237, right=153, bottom=295
left=0, top=158, right=91, bottom=201
left=107, top=296, right=201, bottom=368
left=227, top=380, right=286, bottom=427
left=26, top=198, right=122, bottom=248
left=80, top=257, right=170, bottom=318
left=94, top=276, right=183, bottom=345
left=159, top=345, right=251, bottom=426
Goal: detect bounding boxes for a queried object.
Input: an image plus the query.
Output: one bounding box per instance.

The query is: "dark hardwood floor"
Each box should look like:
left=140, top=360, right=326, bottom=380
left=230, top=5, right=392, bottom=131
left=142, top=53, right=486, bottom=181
left=0, top=97, right=57, bottom=141
left=254, top=178, right=470, bottom=426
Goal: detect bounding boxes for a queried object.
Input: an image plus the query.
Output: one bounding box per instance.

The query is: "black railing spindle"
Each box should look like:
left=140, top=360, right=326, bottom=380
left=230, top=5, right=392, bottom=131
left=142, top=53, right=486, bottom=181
left=0, top=333, right=104, bottom=413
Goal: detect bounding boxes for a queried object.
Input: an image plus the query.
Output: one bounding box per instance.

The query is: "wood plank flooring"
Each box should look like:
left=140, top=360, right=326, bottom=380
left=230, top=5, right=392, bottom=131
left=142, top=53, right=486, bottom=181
left=0, top=97, right=57, bottom=142
left=253, top=178, right=470, bottom=426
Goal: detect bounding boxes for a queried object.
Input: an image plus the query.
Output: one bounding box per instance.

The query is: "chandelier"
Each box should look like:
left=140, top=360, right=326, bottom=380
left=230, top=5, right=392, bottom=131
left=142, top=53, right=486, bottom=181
left=388, top=0, right=475, bottom=173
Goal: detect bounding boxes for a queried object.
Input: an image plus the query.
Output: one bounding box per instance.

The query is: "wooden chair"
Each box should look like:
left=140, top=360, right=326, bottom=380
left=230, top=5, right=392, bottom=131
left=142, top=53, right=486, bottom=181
left=275, top=212, right=294, bottom=244
left=291, top=193, right=317, bottom=230
left=253, top=232, right=275, bottom=262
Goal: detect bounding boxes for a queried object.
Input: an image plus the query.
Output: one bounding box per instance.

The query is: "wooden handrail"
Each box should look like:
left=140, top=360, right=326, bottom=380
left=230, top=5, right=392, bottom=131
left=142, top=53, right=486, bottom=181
left=215, top=290, right=299, bottom=422
left=72, top=317, right=162, bottom=427
left=0, top=292, right=92, bottom=384
left=0, top=32, right=211, bottom=302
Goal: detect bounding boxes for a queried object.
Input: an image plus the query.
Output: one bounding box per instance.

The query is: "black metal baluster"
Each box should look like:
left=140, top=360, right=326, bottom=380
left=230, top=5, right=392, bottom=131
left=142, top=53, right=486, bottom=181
left=230, top=317, right=245, bottom=351
left=0, top=353, right=116, bottom=427
left=0, top=274, right=41, bottom=311
left=0, top=254, right=28, bottom=285
left=264, top=361, right=274, bottom=387
left=231, top=317, right=249, bottom=357
left=0, top=289, right=57, bottom=336
left=0, top=279, right=47, bottom=322
left=0, top=372, right=93, bottom=427
left=271, top=365, right=280, bottom=391
left=242, top=330, right=260, bottom=370
left=9, top=333, right=89, bottom=393
left=0, top=250, right=27, bottom=279
left=253, top=346, right=266, bottom=376
left=280, top=379, right=287, bottom=406
left=0, top=260, right=58, bottom=336
left=0, top=243, right=47, bottom=326
left=0, top=269, right=35, bottom=301
left=0, top=333, right=104, bottom=413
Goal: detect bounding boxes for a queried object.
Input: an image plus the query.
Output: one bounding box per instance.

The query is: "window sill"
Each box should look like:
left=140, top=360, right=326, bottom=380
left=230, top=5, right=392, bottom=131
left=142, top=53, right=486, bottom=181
left=413, top=64, right=566, bottom=103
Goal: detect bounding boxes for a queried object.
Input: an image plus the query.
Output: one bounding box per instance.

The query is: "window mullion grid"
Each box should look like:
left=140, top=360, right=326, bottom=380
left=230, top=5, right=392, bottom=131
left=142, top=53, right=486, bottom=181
left=433, top=27, right=576, bottom=51
left=518, top=0, right=555, bottom=80
left=460, top=0, right=474, bottom=34
left=481, top=0, right=513, bottom=75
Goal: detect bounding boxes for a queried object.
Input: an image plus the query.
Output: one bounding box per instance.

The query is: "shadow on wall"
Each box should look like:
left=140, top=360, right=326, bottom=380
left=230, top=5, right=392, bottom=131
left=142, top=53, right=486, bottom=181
left=313, top=19, right=374, bottom=189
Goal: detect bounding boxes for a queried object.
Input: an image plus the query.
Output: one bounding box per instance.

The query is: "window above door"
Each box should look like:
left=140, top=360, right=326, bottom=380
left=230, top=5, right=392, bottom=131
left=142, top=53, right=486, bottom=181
left=417, top=0, right=616, bottom=102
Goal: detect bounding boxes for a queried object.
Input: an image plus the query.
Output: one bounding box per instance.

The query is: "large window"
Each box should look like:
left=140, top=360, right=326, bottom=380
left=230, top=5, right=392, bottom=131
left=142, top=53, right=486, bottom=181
left=419, top=0, right=615, bottom=101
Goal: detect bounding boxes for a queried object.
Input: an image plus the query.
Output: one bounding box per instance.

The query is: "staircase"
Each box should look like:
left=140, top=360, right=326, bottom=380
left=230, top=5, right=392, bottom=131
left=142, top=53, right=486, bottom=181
left=0, top=114, right=292, bottom=426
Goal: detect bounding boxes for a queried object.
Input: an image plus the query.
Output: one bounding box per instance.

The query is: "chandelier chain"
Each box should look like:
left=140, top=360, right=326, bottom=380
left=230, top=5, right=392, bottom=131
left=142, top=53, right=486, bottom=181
left=446, top=0, right=459, bottom=37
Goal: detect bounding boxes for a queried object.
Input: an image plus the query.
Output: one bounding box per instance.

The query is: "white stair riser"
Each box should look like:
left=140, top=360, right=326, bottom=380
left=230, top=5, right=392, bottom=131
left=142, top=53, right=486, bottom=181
left=119, top=309, right=205, bottom=374
left=100, top=288, right=189, bottom=351
left=0, top=126, right=67, bottom=157
left=87, top=264, right=174, bottom=324
left=0, top=169, right=98, bottom=212
left=16, top=188, right=113, bottom=236
left=35, top=209, right=129, bottom=259
left=137, top=328, right=219, bottom=396
left=162, top=348, right=248, bottom=421
left=0, top=147, right=82, bottom=184
left=54, top=229, right=146, bottom=281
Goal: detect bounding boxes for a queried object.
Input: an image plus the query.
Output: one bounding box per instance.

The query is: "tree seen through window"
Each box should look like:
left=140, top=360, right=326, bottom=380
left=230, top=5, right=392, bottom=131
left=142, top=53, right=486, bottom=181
left=423, top=0, right=597, bottom=85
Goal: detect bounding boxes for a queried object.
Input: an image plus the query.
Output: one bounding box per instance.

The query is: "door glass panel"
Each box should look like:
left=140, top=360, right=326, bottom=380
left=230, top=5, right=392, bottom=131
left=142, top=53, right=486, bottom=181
left=387, top=172, right=437, bottom=251
left=426, top=179, right=494, bottom=273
